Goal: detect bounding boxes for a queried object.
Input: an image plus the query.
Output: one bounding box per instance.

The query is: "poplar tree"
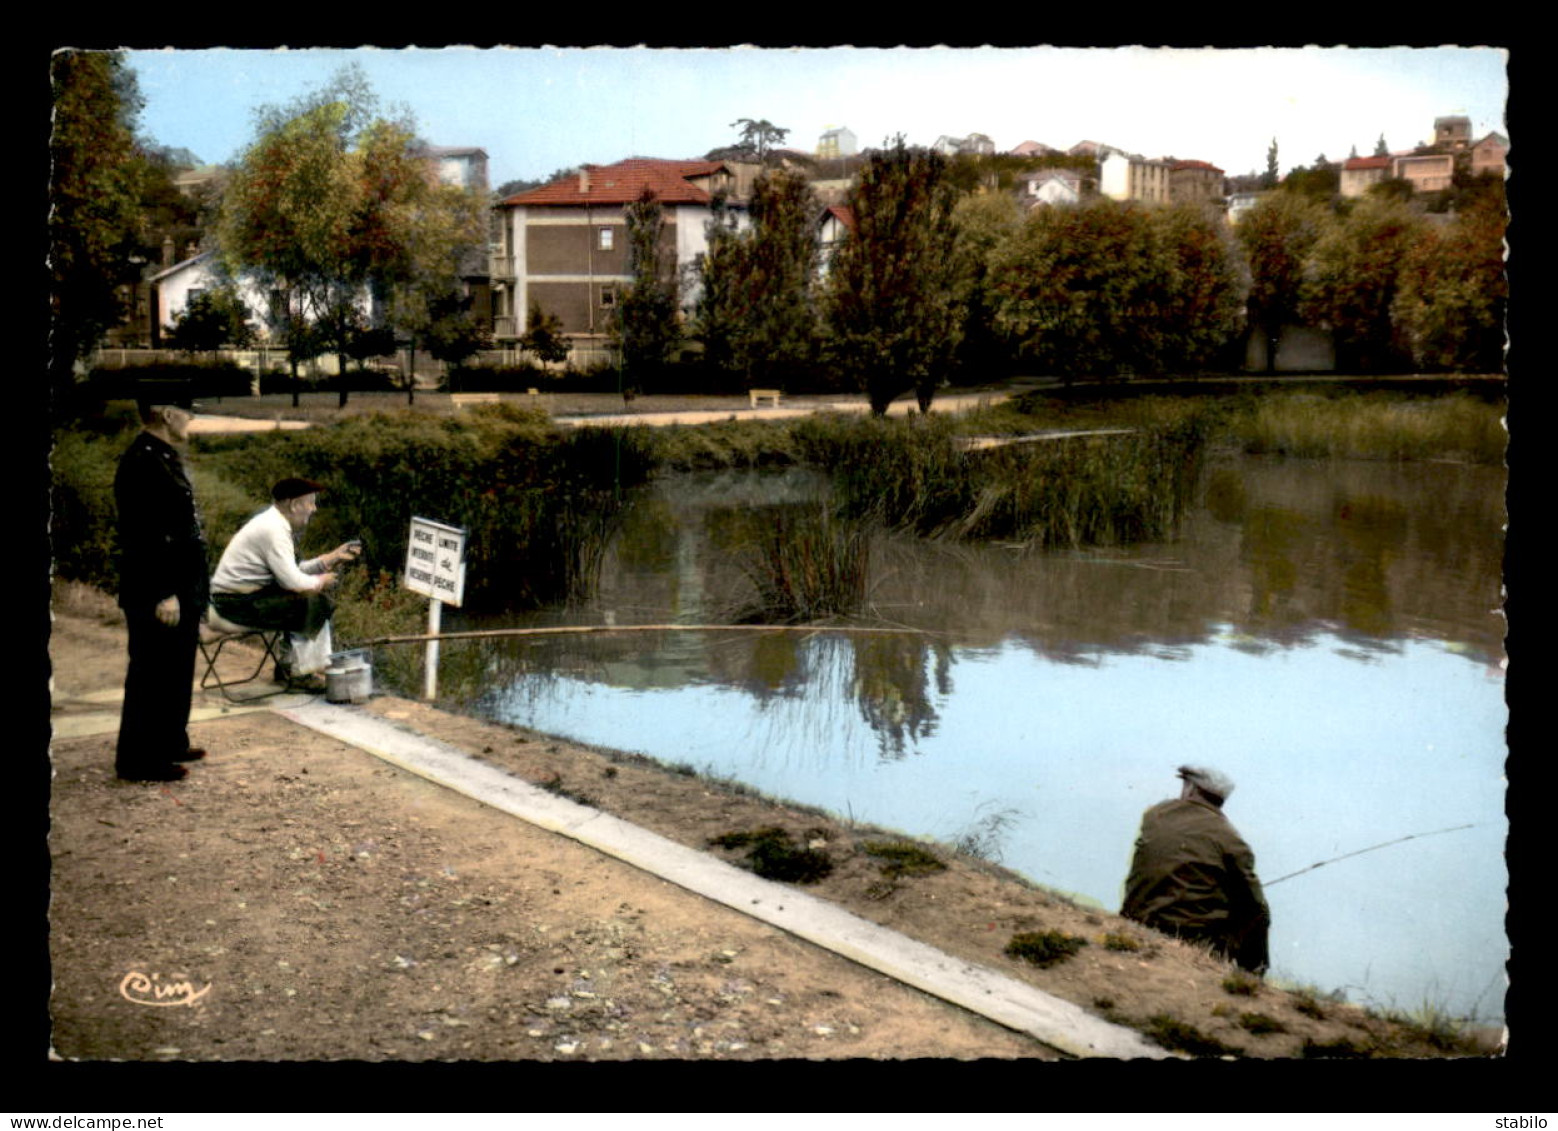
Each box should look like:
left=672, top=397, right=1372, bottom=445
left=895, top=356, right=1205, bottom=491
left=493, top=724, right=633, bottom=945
left=824, top=138, right=964, bottom=413
left=695, top=169, right=820, bottom=390
left=613, top=188, right=680, bottom=393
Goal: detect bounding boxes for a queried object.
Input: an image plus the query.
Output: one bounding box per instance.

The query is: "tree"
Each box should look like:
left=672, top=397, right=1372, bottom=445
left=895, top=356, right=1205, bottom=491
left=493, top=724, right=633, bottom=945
left=1237, top=191, right=1326, bottom=372
left=694, top=169, right=820, bottom=389
left=1301, top=197, right=1424, bottom=372
left=1374, top=134, right=1390, bottom=157
left=164, top=285, right=255, bottom=358
left=49, top=50, right=147, bottom=391
left=1263, top=138, right=1280, bottom=189
left=612, top=188, right=681, bottom=393
left=949, top=191, right=1024, bottom=374
left=1391, top=194, right=1507, bottom=372
left=214, top=65, right=484, bottom=406
left=520, top=301, right=571, bottom=366
left=729, top=118, right=790, bottom=164
left=989, top=199, right=1242, bottom=381
left=824, top=138, right=964, bottom=413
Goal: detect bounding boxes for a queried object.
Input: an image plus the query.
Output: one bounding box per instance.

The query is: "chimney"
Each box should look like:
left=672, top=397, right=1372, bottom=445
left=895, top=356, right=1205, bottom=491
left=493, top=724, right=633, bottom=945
left=162, top=236, right=175, bottom=268
left=578, top=167, right=590, bottom=194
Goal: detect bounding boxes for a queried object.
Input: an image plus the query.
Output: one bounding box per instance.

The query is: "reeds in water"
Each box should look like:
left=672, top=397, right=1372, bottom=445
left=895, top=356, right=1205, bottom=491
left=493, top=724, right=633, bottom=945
left=1234, top=392, right=1505, bottom=464
left=734, top=502, right=871, bottom=623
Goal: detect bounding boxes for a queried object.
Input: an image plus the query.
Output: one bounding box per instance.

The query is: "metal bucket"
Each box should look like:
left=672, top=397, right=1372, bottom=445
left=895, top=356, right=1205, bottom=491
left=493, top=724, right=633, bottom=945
left=325, top=648, right=373, bottom=704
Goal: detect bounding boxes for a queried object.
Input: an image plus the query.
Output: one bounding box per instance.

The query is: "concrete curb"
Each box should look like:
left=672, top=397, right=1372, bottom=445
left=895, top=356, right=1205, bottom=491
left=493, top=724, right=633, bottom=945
left=277, top=699, right=1177, bottom=1060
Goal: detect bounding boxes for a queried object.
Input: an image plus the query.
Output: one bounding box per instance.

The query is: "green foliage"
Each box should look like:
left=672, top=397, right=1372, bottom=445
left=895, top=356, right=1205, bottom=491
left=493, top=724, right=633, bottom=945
left=824, top=138, right=965, bottom=413
left=519, top=301, right=571, bottom=365
left=1004, top=930, right=1088, bottom=968
left=1391, top=196, right=1507, bottom=373
left=695, top=169, right=820, bottom=389
left=707, top=827, right=833, bottom=883
left=1300, top=197, right=1424, bottom=372
left=796, top=401, right=1212, bottom=547
left=613, top=188, right=681, bottom=390
left=989, top=199, right=1243, bottom=380
left=1147, top=1014, right=1243, bottom=1057
left=950, top=192, right=1025, bottom=374
left=165, top=285, right=256, bottom=355
left=1102, top=932, right=1142, bottom=952
left=49, top=50, right=147, bottom=381
left=731, top=502, right=870, bottom=623
left=214, top=65, right=485, bottom=402
left=861, top=840, right=947, bottom=878
left=1221, top=970, right=1262, bottom=996
left=1238, top=1012, right=1288, bottom=1035
left=1232, top=390, right=1505, bottom=464
left=1236, top=192, right=1326, bottom=371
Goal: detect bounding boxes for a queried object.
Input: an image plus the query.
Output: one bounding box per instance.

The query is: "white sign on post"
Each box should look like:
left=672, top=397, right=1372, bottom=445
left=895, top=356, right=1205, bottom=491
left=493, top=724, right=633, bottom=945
left=404, top=516, right=466, bottom=607
left=404, top=517, right=467, bottom=700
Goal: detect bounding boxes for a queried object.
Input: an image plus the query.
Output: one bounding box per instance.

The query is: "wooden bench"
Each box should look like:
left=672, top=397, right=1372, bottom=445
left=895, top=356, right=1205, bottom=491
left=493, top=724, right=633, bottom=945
left=749, top=388, right=782, bottom=409
left=451, top=392, right=502, bottom=409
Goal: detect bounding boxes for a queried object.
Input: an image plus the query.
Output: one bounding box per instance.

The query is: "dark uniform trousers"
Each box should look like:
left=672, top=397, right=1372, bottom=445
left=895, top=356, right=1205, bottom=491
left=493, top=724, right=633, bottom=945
left=113, top=430, right=209, bottom=778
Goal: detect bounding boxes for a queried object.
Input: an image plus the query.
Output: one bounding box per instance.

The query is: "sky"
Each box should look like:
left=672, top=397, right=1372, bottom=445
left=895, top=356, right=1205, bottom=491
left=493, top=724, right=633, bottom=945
left=121, top=45, right=1510, bottom=190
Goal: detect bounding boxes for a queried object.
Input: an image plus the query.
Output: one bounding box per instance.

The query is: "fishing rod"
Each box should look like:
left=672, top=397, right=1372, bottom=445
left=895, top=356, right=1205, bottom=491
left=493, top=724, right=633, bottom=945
left=355, top=622, right=943, bottom=647
left=1265, top=823, right=1476, bottom=887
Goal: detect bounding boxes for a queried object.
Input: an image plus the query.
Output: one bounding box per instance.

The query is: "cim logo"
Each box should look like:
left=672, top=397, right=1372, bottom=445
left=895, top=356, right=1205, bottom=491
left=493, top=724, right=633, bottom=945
left=118, top=970, right=212, bottom=1008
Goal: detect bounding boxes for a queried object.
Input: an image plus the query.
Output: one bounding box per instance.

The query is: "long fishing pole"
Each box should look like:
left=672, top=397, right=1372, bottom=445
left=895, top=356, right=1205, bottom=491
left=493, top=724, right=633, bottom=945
left=354, top=622, right=943, bottom=647
left=1264, top=823, right=1476, bottom=887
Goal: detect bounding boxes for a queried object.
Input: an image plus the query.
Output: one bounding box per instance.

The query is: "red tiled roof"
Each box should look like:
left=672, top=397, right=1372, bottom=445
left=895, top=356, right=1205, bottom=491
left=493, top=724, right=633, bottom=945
left=501, top=159, right=729, bottom=206
left=822, top=204, right=856, bottom=231
left=1343, top=156, right=1392, bottom=170
left=1170, top=159, right=1224, bottom=173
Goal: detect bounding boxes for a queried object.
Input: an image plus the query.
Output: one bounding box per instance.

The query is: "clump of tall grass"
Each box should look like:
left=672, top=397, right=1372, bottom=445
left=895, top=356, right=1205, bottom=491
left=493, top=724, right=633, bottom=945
left=793, top=408, right=1211, bottom=548
left=1232, top=392, right=1505, bottom=465
left=731, top=502, right=870, bottom=623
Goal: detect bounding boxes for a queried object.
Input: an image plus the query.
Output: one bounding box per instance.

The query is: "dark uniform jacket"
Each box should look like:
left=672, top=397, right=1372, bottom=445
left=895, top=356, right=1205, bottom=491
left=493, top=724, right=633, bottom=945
left=1121, top=797, right=1270, bottom=968
left=113, top=430, right=209, bottom=614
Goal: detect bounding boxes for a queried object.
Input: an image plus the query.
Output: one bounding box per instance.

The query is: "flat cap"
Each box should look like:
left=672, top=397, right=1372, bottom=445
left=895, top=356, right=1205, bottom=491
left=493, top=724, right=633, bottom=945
left=1178, top=764, right=1236, bottom=802
left=271, top=477, right=325, bottom=501
left=135, top=377, right=194, bottom=412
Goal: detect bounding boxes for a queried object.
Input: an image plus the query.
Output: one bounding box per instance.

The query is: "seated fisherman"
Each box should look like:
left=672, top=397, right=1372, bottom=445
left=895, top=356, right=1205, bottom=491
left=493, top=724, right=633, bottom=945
left=1121, top=764, right=1271, bottom=975
left=209, top=477, right=361, bottom=687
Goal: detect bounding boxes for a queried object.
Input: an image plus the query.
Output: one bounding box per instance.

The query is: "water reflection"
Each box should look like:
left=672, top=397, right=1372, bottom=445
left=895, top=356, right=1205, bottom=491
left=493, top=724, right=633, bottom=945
left=443, top=456, right=1506, bottom=1021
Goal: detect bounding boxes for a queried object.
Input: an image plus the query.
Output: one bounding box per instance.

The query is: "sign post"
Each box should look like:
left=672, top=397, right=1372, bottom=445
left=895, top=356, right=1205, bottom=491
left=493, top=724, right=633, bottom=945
left=403, top=516, right=467, bottom=700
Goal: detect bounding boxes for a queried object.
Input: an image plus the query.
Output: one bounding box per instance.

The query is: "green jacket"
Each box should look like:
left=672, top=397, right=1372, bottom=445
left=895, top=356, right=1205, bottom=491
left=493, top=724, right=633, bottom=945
left=1121, top=797, right=1270, bottom=947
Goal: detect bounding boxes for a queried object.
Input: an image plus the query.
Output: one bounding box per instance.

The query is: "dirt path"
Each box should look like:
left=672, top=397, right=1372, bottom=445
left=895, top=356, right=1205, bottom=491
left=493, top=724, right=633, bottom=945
left=44, top=587, right=1502, bottom=1062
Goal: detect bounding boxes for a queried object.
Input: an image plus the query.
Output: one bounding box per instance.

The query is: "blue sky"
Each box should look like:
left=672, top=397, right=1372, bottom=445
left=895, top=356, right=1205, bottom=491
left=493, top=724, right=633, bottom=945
left=122, top=46, right=1510, bottom=189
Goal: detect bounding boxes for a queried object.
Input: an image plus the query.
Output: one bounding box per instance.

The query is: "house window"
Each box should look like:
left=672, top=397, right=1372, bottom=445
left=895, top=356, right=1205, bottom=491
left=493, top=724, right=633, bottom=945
left=598, top=227, right=614, bottom=251
left=600, top=286, right=616, bottom=308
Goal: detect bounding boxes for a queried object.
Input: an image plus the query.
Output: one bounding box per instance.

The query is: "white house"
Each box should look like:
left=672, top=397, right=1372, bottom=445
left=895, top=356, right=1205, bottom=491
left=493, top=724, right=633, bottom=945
left=1017, top=168, right=1083, bottom=208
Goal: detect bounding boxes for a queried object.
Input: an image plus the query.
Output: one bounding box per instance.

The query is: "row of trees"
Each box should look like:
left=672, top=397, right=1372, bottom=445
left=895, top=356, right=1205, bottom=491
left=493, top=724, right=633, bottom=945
left=633, top=140, right=1505, bottom=410
left=50, top=55, right=491, bottom=407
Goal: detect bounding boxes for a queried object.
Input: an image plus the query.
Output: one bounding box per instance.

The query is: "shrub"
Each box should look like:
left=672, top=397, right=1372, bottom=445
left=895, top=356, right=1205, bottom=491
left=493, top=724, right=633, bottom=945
left=707, top=827, right=833, bottom=884
left=1004, top=930, right=1088, bottom=968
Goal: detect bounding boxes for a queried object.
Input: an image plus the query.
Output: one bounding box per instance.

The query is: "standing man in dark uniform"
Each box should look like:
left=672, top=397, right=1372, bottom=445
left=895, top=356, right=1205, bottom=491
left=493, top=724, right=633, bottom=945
left=113, top=382, right=209, bottom=782
left=1121, top=765, right=1271, bottom=974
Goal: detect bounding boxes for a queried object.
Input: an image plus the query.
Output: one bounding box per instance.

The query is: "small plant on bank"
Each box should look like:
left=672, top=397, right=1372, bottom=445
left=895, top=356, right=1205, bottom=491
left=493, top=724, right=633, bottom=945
left=1102, top=932, right=1142, bottom=952
left=1145, top=1014, right=1242, bottom=1058
left=1301, top=1036, right=1373, bottom=1059
left=707, top=827, right=833, bottom=884
left=1004, top=930, right=1089, bottom=969
left=538, top=773, right=597, bottom=809
left=1290, top=988, right=1328, bottom=1020
left=1238, top=1012, right=1288, bottom=1036
left=1222, top=971, right=1262, bottom=996
left=861, top=840, right=947, bottom=879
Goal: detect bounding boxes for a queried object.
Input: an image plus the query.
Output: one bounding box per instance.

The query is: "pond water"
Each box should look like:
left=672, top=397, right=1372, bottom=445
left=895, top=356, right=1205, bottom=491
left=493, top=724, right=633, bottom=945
left=441, top=454, right=1508, bottom=1023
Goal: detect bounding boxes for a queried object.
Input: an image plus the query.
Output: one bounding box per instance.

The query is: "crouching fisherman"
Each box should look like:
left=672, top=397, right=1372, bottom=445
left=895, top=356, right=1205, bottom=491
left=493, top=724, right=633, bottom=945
left=1121, top=764, right=1271, bottom=975
left=209, top=477, right=361, bottom=690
